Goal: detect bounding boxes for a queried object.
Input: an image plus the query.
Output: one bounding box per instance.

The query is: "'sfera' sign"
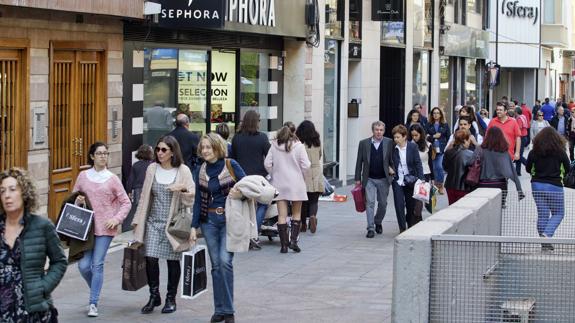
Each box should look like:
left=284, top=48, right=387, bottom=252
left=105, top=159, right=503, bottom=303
left=501, top=0, right=539, bottom=25
left=226, top=0, right=276, bottom=27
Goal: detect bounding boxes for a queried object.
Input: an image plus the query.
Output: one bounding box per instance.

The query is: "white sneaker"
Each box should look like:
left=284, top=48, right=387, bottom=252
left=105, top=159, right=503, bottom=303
left=87, top=304, right=98, bottom=317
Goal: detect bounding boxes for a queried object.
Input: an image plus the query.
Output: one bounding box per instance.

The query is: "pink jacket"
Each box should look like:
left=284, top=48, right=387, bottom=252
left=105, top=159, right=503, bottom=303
left=264, top=140, right=311, bottom=201
left=73, top=170, right=131, bottom=236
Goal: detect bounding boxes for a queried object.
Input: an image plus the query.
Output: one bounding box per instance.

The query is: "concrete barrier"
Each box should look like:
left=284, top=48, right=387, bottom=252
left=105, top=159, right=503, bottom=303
left=391, top=188, right=503, bottom=323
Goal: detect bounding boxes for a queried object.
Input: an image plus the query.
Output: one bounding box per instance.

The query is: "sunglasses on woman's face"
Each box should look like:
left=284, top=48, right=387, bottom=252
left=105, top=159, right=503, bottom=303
left=538, top=114, right=544, bottom=117
left=155, top=147, right=170, bottom=153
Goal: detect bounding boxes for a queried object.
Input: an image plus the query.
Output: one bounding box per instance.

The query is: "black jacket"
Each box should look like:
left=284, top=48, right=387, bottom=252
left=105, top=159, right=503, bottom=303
left=230, top=132, right=271, bottom=177
left=549, top=115, right=571, bottom=136
left=443, top=146, right=474, bottom=191
left=391, top=142, right=425, bottom=182
left=425, top=122, right=451, bottom=154
left=167, top=126, right=200, bottom=169
left=526, top=150, right=570, bottom=187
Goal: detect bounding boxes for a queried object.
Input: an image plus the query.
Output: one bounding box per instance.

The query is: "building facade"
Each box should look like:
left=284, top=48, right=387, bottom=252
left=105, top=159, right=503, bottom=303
left=0, top=1, right=141, bottom=220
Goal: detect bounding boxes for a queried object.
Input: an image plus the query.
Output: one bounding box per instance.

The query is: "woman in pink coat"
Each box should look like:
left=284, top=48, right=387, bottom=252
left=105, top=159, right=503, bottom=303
left=264, top=126, right=311, bottom=253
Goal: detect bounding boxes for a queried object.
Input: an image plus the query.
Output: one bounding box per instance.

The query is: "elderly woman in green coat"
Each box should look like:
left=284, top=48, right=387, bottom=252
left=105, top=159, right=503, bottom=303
left=0, top=168, right=67, bottom=322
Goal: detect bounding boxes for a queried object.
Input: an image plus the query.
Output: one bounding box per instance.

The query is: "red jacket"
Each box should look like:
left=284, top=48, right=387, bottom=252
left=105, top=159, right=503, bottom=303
left=521, top=104, right=532, bottom=127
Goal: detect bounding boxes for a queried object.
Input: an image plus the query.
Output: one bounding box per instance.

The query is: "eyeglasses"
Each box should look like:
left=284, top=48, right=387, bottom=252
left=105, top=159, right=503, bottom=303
left=94, top=152, right=109, bottom=157
left=155, top=147, right=170, bottom=153
left=537, top=114, right=544, bottom=117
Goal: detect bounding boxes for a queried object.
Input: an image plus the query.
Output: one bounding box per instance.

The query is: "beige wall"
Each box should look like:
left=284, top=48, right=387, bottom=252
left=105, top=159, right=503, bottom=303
left=0, top=0, right=144, bottom=18
left=0, top=7, right=124, bottom=216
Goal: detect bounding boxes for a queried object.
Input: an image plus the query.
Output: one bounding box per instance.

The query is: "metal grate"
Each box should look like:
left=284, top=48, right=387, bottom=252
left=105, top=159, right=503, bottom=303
left=429, top=235, right=575, bottom=323
left=502, top=190, right=575, bottom=238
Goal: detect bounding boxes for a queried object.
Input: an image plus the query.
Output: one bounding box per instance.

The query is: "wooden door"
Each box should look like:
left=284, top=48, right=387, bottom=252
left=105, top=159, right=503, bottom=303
left=49, top=50, right=106, bottom=221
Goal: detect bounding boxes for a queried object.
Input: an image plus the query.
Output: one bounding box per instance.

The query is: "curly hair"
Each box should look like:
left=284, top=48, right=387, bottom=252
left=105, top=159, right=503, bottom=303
left=532, top=127, right=567, bottom=157
left=0, top=168, right=39, bottom=214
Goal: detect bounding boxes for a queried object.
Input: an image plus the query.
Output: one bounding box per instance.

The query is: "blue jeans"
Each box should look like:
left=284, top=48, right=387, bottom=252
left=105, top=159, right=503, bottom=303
left=432, top=153, right=445, bottom=183
left=201, top=213, right=234, bottom=315
left=255, top=203, right=269, bottom=233
left=515, top=136, right=528, bottom=174
left=532, top=182, right=564, bottom=237
left=78, top=235, right=113, bottom=305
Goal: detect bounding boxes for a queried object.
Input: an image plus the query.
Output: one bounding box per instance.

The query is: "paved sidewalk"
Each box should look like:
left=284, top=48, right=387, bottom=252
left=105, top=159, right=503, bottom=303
left=53, top=175, right=531, bottom=322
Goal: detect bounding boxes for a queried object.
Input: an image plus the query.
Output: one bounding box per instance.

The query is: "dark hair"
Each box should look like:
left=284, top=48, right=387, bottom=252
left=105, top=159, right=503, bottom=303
left=0, top=168, right=38, bottom=214
left=276, top=126, right=298, bottom=152
left=406, top=109, right=421, bottom=124
left=453, top=129, right=470, bottom=147
left=215, top=123, right=230, bottom=140
left=496, top=101, right=507, bottom=109
left=481, top=127, right=509, bottom=153
left=409, top=124, right=428, bottom=152
left=239, top=110, right=260, bottom=135
left=430, top=107, right=446, bottom=124
left=515, top=107, right=522, bottom=115
left=135, top=144, right=154, bottom=161
left=296, top=120, right=321, bottom=148
left=532, top=127, right=567, bottom=157
left=87, top=142, right=108, bottom=166
left=459, top=105, right=477, bottom=123
left=283, top=121, right=296, bottom=134
left=392, top=124, right=408, bottom=137
left=155, top=135, right=184, bottom=167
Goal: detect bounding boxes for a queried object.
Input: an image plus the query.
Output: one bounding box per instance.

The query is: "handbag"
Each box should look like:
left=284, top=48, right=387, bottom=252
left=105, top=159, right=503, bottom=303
left=122, top=242, right=147, bottom=291
left=351, top=184, right=366, bottom=213
left=412, top=180, right=431, bottom=203
left=168, top=194, right=193, bottom=240
left=464, top=150, right=482, bottom=187
left=322, top=176, right=335, bottom=196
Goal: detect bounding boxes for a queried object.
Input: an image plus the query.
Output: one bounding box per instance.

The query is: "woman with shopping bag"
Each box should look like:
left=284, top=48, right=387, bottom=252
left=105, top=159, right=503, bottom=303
left=132, top=135, right=195, bottom=314
left=409, top=124, right=434, bottom=217
left=191, top=133, right=246, bottom=323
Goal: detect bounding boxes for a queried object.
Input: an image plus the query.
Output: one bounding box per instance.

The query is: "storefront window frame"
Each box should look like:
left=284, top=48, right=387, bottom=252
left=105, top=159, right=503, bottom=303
left=323, top=38, right=341, bottom=179
left=412, top=49, right=432, bottom=115
left=325, top=0, right=345, bottom=39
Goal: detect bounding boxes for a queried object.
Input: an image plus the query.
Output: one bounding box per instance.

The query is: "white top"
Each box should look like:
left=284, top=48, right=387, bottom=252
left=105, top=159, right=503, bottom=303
left=155, top=166, right=178, bottom=184
left=447, top=131, right=483, bottom=147
left=86, top=168, right=114, bottom=184
left=415, top=141, right=431, bottom=175
left=396, top=145, right=409, bottom=186
left=371, top=137, right=382, bottom=150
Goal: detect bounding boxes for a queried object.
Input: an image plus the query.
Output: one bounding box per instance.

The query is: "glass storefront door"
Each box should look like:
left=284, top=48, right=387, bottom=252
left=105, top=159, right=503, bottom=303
left=324, top=39, right=339, bottom=178
left=178, top=49, right=208, bottom=137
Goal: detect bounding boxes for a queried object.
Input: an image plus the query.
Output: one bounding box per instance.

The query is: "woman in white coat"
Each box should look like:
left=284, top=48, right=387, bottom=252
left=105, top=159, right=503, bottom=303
left=265, top=126, right=311, bottom=253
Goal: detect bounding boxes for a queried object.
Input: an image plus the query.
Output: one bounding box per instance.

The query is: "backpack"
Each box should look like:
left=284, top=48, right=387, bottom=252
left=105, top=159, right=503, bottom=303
left=564, top=161, right=575, bottom=189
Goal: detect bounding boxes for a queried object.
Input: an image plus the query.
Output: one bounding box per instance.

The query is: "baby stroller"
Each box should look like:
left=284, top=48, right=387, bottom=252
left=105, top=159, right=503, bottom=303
left=259, top=202, right=294, bottom=241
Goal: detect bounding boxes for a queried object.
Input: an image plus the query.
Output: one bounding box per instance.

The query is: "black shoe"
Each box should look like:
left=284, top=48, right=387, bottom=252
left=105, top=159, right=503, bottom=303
left=224, top=314, right=235, bottom=323
left=211, top=314, right=225, bottom=322
left=542, top=243, right=554, bottom=252
left=366, top=230, right=375, bottom=238
left=161, top=297, right=176, bottom=314
left=375, top=224, right=383, bottom=234
left=249, top=238, right=261, bottom=251
left=278, top=224, right=289, bottom=253
left=141, top=294, right=161, bottom=314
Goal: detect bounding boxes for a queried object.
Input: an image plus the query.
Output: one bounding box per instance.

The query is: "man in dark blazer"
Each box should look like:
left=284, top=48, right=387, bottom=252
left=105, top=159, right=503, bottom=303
left=167, top=114, right=200, bottom=170
left=355, top=121, right=395, bottom=238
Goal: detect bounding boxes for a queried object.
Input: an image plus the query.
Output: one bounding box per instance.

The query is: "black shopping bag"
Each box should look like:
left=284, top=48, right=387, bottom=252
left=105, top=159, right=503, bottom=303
left=122, top=242, right=147, bottom=291
left=181, top=245, right=208, bottom=299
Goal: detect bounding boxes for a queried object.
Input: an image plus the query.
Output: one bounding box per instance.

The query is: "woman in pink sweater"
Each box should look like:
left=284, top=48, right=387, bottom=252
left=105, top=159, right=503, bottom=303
left=264, top=126, right=311, bottom=253
left=73, top=142, right=131, bottom=317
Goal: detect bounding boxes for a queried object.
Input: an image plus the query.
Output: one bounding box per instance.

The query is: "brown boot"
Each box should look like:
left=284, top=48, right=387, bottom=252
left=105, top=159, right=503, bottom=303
left=309, top=216, right=317, bottom=233
left=300, top=220, right=307, bottom=232
left=277, top=223, right=289, bottom=253
left=289, top=220, right=301, bottom=253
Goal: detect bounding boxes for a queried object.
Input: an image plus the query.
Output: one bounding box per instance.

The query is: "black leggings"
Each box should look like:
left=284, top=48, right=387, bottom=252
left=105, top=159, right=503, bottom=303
left=301, top=192, right=321, bottom=223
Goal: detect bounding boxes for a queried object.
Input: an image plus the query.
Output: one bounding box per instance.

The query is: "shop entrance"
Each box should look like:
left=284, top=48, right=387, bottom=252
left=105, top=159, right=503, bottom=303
left=380, top=47, right=405, bottom=136
left=48, top=49, right=107, bottom=221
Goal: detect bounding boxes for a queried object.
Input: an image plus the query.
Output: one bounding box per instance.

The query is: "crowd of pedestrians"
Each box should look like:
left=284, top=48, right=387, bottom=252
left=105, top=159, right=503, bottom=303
left=3, top=94, right=575, bottom=322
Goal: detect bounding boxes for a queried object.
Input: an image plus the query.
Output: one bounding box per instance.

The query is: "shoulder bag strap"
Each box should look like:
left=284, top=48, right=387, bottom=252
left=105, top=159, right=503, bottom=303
left=225, top=158, right=237, bottom=182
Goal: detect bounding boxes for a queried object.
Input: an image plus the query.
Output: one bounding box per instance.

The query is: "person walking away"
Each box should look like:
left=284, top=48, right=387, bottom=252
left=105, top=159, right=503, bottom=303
left=124, top=144, right=154, bottom=232
left=0, top=168, right=67, bottom=322
left=487, top=102, right=521, bottom=162
left=73, top=142, right=132, bottom=317
left=296, top=120, right=323, bottom=234
left=391, top=125, right=424, bottom=231
left=476, top=127, right=523, bottom=204
left=443, top=130, right=475, bottom=205
left=191, top=133, right=245, bottom=323
left=520, top=102, right=533, bottom=143
left=354, top=121, right=395, bottom=237
left=530, top=111, right=550, bottom=144
left=540, top=98, right=555, bottom=121
left=215, top=123, right=232, bottom=155
left=410, top=124, right=434, bottom=219
left=426, top=107, right=450, bottom=195
left=230, top=110, right=271, bottom=250
left=132, top=135, right=195, bottom=315
left=167, top=114, right=200, bottom=171
left=527, top=127, right=571, bottom=251
left=144, top=101, right=173, bottom=146
left=265, top=126, right=311, bottom=252
left=514, top=107, right=529, bottom=175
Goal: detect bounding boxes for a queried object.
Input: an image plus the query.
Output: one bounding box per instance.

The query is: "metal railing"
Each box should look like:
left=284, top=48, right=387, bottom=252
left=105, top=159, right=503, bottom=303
left=502, top=190, right=575, bottom=238
left=429, top=235, right=575, bottom=323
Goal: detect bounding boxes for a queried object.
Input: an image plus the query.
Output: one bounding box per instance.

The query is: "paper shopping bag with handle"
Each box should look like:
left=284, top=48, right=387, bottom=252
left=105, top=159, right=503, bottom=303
left=121, top=241, right=147, bottom=291
left=181, top=244, right=208, bottom=300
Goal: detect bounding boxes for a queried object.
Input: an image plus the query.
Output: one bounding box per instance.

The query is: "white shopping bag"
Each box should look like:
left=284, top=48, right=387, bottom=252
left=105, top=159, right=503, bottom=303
left=181, top=244, right=208, bottom=300
left=412, top=179, right=431, bottom=203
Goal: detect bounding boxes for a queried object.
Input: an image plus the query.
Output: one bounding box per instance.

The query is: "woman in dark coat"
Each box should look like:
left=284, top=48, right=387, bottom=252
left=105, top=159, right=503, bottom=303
left=425, top=107, right=450, bottom=194
left=0, top=168, right=67, bottom=322
left=443, top=129, right=474, bottom=205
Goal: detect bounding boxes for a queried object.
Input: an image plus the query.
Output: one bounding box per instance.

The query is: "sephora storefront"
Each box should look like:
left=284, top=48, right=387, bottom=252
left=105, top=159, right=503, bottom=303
left=122, top=0, right=306, bottom=181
